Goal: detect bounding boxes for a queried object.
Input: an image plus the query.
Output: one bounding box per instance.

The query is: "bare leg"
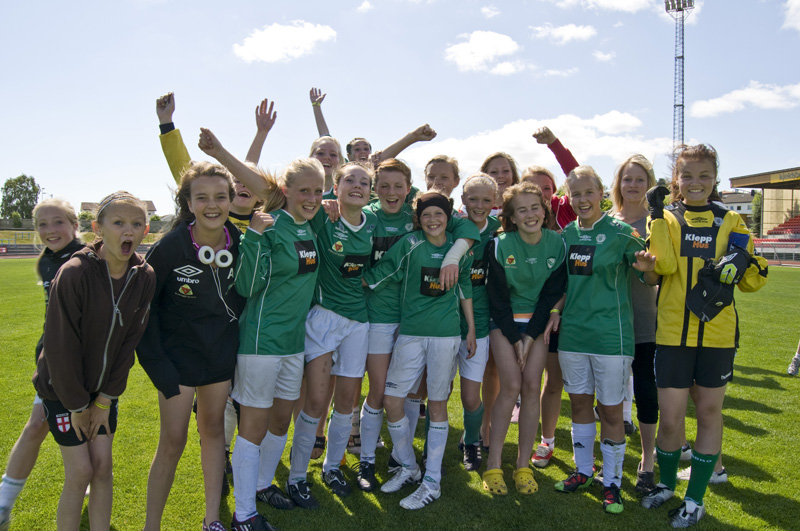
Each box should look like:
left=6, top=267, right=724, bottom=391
left=196, top=381, right=231, bottom=525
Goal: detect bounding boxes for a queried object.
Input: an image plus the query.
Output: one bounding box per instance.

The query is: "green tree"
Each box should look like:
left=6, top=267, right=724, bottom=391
left=750, top=191, right=762, bottom=237
left=11, top=211, right=22, bottom=228
left=79, top=210, right=95, bottom=221
left=2, top=174, right=40, bottom=218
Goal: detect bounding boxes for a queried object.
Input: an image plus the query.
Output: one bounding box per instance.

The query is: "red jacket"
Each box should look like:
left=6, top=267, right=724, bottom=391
left=33, top=242, right=156, bottom=412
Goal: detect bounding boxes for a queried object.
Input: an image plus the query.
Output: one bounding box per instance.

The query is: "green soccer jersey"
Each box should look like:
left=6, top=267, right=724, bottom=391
left=364, top=231, right=473, bottom=338
left=460, top=216, right=502, bottom=339
left=311, top=208, right=377, bottom=323
left=559, top=213, right=645, bottom=357
left=235, top=210, right=320, bottom=356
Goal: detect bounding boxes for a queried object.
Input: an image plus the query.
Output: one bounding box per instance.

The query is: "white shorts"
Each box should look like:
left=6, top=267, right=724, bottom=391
left=368, top=323, right=399, bottom=354
left=231, top=353, right=304, bottom=408
left=385, top=336, right=460, bottom=401
left=454, top=336, right=490, bottom=383
left=558, top=351, right=633, bottom=406
left=304, top=305, right=368, bottom=379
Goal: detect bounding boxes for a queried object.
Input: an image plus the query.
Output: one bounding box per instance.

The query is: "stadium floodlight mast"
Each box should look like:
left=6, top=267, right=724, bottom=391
left=665, top=0, right=695, bottom=149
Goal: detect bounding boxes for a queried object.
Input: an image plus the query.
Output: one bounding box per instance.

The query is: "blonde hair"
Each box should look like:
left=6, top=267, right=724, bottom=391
left=521, top=165, right=556, bottom=191
left=309, top=136, right=345, bottom=170
left=259, top=158, right=325, bottom=213
left=97, top=191, right=148, bottom=224
left=424, top=155, right=460, bottom=182
left=566, top=166, right=603, bottom=195
left=462, top=173, right=497, bottom=195
left=333, top=161, right=374, bottom=188
left=610, top=154, right=657, bottom=212
left=480, top=152, right=520, bottom=186
left=499, top=181, right=552, bottom=233
left=33, top=198, right=78, bottom=228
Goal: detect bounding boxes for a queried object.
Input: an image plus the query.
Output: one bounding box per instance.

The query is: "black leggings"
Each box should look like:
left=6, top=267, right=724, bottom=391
left=631, top=342, right=659, bottom=424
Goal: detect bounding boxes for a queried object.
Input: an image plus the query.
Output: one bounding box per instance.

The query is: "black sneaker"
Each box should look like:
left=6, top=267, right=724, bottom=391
left=635, top=470, right=656, bottom=496
left=322, top=468, right=351, bottom=497
left=230, top=513, right=279, bottom=531
left=388, top=453, right=402, bottom=474
left=256, top=485, right=295, bottom=510
left=624, top=421, right=637, bottom=436
left=463, top=443, right=482, bottom=472
left=668, top=500, right=706, bottom=528
left=286, top=480, right=319, bottom=510
left=355, top=461, right=378, bottom=491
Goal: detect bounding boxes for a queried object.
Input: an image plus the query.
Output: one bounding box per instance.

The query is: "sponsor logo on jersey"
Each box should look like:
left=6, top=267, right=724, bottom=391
left=680, top=227, right=717, bottom=259
left=56, top=413, right=71, bottom=433
left=332, top=240, right=344, bottom=252
left=339, top=254, right=368, bottom=278
left=568, top=245, right=594, bottom=276
left=333, top=229, right=349, bottom=241
left=631, top=228, right=641, bottom=238
left=295, top=241, right=319, bottom=274
left=547, top=257, right=556, bottom=269
left=596, top=234, right=606, bottom=244
left=371, top=235, right=402, bottom=265
left=688, top=215, right=710, bottom=225
left=470, top=259, right=485, bottom=286
left=385, top=226, right=399, bottom=233
left=174, top=265, right=203, bottom=277
left=179, top=284, right=194, bottom=296
left=506, top=254, right=516, bottom=265
left=420, top=266, right=445, bottom=297
left=431, top=252, right=444, bottom=259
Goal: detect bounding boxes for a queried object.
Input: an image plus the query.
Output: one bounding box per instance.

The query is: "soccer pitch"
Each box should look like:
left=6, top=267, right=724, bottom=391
left=1, top=259, right=798, bottom=530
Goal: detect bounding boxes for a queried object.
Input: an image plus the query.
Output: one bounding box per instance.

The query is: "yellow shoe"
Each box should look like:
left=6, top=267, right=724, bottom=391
left=482, top=468, right=508, bottom=495
left=513, top=467, right=538, bottom=494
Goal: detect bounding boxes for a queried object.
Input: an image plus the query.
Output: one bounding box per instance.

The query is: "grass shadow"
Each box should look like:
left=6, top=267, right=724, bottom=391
left=722, top=395, right=781, bottom=414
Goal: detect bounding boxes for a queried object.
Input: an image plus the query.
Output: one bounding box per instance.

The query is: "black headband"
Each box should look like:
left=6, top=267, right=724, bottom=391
left=416, top=192, right=452, bottom=220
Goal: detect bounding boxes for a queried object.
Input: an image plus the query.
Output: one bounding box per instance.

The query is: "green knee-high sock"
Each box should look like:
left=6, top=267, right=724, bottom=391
left=656, top=445, right=682, bottom=491
left=423, top=407, right=431, bottom=455
left=685, top=451, right=718, bottom=506
left=463, top=402, right=484, bottom=446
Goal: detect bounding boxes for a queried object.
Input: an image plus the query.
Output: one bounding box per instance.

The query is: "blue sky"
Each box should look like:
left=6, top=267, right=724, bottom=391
left=1, top=0, right=799, bottom=215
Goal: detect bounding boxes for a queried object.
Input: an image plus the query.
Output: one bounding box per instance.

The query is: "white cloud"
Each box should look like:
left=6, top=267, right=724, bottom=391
left=784, top=0, right=800, bottom=32
left=401, top=111, right=673, bottom=198
left=593, top=50, right=616, bottom=62
left=444, top=31, right=530, bottom=74
left=530, top=23, right=597, bottom=45
left=690, top=81, right=800, bottom=118
left=481, top=5, right=501, bottom=18
left=540, top=0, right=652, bottom=13
left=233, top=21, right=336, bottom=63
left=356, top=1, right=373, bottom=13
left=541, top=67, right=579, bottom=77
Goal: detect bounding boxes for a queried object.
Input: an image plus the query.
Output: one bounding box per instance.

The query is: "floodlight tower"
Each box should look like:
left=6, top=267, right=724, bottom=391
left=665, top=0, right=695, bottom=148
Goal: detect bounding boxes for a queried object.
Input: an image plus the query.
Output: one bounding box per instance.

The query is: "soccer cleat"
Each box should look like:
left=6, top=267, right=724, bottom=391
left=355, top=461, right=378, bottom=491
left=256, top=485, right=295, bottom=510
left=0, top=507, right=10, bottom=531
left=554, top=471, right=593, bottom=493
left=322, top=468, right=351, bottom=497
left=669, top=500, right=706, bottom=528
left=788, top=356, right=800, bottom=376
left=680, top=443, right=692, bottom=461
left=399, top=481, right=441, bottom=510
left=641, top=484, right=675, bottom=509
left=230, top=513, right=279, bottom=531
left=602, top=484, right=624, bottom=514
left=676, top=467, right=728, bottom=484
left=463, top=443, right=482, bottom=472
left=381, top=465, right=422, bottom=493
left=286, top=480, right=319, bottom=510
left=387, top=453, right=402, bottom=474
left=531, top=443, right=553, bottom=468
left=204, top=519, right=228, bottom=531
left=624, top=420, right=637, bottom=436
left=635, top=470, right=656, bottom=496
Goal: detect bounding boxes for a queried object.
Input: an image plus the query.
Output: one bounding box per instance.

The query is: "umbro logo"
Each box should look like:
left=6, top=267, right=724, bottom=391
left=174, top=265, right=203, bottom=277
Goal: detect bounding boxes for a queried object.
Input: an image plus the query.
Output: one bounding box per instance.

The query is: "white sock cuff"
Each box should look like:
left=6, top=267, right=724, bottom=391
left=330, top=409, right=353, bottom=425
left=388, top=416, right=409, bottom=430
left=297, top=410, right=320, bottom=427
left=362, top=403, right=383, bottom=416
left=572, top=422, right=596, bottom=437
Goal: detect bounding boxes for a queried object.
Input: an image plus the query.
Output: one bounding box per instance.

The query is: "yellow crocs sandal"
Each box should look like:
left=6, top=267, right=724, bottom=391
left=513, top=467, right=539, bottom=494
left=482, top=468, right=508, bottom=495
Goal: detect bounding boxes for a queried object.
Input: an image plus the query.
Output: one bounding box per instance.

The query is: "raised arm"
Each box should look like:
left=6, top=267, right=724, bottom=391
left=198, top=128, right=271, bottom=201
left=533, top=126, right=579, bottom=177
left=245, top=98, right=277, bottom=164
left=309, top=87, right=330, bottom=137
left=156, top=92, right=191, bottom=184
left=377, top=124, right=437, bottom=165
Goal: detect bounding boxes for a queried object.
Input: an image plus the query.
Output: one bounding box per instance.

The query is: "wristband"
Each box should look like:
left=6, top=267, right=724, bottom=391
left=312, top=102, right=321, bottom=107
left=93, top=400, right=111, bottom=410
left=550, top=308, right=561, bottom=314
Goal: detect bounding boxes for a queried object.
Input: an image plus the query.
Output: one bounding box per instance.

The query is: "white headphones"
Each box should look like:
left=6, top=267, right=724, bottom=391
left=189, top=223, right=233, bottom=268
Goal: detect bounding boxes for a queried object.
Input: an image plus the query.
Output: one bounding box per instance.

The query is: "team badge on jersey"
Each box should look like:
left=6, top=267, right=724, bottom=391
left=340, top=254, right=368, bottom=278
left=680, top=227, right=716, bottom=259
left=179, top=284, right=194, bottom=296
left=420, top=266, right=445, bottom=297
left=56, top=413, right=71, bottom=433
left=568, top=245, right=594, bottom=276
left=596, top=234, right=606, bottom=244
left=295, top=241, right=319, bottom=274
left=332, top=241, right=344, bottom=252
left=506, top=254, right=516, bottom=266
left=546, top=257, right=556, bottom=269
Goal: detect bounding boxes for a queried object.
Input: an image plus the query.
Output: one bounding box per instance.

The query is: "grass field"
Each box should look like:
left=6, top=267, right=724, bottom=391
left=0, top=259, right=798, bottom=530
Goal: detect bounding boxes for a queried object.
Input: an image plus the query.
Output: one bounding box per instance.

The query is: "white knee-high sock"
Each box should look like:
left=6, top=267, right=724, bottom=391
left=424, top=421, right=449, bottom=487
left=256, top=431, right=287, bottom=491
left=359, top=403, right=383, bottom=464
left=403, top=398, right=422, bottom=445
left=232, top=437, right=260, bottom=521
left=0, top=475, right=26, bottom=509
left=571, top=422, right=596, bottom=477
left=323, top=410, right=352, bottom=473
left=601, top=438, right=626, bottom=488
left=387, top=417, right=416, bottom=469
left=288, top=411, right=319, bottom=485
